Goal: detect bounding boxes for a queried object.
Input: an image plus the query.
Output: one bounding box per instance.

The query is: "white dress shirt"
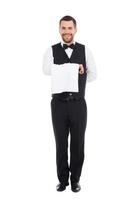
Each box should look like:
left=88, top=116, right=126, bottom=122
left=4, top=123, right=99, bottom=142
left=42, top=42, right=97, bottom=93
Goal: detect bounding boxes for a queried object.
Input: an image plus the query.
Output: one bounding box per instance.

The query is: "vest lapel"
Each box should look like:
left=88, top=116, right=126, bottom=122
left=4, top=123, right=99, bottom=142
left=69, top=44, right=77, bottom=61
left=60, top=44, right=70, bottom=61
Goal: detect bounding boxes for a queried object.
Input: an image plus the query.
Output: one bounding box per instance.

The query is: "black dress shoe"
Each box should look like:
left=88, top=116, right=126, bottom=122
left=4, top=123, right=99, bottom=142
left=56, top=183, right=69, bottom=192
left=71, top=183, right=81, bottom=192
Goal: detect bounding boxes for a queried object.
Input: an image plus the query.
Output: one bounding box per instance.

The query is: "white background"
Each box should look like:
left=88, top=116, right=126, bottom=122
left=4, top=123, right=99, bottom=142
left=0, top=0, right=134, bottom=199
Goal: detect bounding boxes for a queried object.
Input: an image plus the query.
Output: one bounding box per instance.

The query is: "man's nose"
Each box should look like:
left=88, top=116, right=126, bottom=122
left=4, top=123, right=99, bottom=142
left=64, top=29, right=70, bottom=34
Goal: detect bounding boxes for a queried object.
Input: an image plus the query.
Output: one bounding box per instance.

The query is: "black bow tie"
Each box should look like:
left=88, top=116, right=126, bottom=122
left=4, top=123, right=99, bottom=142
left=63, top=43, right=75, bottom=50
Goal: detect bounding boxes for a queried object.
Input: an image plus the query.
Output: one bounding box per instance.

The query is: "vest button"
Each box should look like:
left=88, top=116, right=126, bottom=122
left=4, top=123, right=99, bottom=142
left=69, top=93, right=72, bottom=96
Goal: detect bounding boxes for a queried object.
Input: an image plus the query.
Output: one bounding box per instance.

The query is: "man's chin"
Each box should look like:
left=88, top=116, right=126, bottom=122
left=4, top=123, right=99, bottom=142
left=62, top=37, right=73, bottom=44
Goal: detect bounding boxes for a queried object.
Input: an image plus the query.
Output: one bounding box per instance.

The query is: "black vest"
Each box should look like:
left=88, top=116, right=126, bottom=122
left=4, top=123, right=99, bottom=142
left=52, top=42, right=87, bottom=99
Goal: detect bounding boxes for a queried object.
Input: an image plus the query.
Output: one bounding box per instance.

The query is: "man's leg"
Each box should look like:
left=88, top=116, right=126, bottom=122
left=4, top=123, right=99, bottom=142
left=51, top=98, right=70, bottom=185
left=69, top=98, right=87, bottom=184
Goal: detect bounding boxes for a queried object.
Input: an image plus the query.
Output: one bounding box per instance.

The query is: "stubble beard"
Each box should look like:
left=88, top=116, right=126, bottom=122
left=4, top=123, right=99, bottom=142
left=62, top=34, right=74, bottom=44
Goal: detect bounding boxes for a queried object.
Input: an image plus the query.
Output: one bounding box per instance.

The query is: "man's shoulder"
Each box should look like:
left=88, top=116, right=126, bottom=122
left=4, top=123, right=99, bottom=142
left=75, top=42, right=86, bottom=50
left=51, top=42, right=61, bottom=48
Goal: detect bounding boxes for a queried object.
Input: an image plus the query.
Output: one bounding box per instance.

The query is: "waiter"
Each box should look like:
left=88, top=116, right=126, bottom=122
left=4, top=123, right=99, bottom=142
left=42, top=15, right=97, bottom=192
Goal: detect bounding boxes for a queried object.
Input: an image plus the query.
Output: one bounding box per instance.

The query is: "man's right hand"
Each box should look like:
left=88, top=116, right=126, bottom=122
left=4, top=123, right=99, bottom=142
left=79, top=64, right=84, bottom=74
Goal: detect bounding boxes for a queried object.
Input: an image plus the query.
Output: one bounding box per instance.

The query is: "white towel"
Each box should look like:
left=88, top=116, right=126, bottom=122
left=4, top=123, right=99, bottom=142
left=51, top=63, right=79, bottom=94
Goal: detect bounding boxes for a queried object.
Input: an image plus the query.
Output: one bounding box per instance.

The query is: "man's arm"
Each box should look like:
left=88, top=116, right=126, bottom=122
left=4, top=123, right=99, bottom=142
left=85, top=47, right=97, bottom=82
left=42, top=47, right=53, bottom=75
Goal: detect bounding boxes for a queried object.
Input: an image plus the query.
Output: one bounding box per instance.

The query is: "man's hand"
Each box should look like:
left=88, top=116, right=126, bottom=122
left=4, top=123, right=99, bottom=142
left=79, top=64, right=84, bottom=74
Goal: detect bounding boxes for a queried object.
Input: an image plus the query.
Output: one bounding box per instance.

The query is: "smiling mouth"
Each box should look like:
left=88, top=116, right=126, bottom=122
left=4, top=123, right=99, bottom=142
left=64, top=34, right=72, bottom=36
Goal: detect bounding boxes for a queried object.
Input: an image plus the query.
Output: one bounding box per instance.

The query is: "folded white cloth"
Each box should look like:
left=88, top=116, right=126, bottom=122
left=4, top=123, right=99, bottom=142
left=51, top=63, right=79, bottom=94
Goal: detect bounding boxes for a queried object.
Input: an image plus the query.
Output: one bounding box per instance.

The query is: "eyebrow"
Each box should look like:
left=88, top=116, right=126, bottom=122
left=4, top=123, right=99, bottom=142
left=61, top=26, right=73, bottom=29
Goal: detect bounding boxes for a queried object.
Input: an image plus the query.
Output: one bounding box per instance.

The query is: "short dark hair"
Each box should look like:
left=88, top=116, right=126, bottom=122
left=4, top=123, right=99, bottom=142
left=59, top=15, right=77, bottom=27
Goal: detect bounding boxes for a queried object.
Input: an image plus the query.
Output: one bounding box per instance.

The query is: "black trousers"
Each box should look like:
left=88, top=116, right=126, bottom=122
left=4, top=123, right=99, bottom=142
left=51, top=96, right=87, bottom=185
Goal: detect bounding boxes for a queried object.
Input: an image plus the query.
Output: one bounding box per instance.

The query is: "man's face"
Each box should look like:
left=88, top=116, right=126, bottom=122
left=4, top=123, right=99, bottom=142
left=59, top=20, right=77, bottom=44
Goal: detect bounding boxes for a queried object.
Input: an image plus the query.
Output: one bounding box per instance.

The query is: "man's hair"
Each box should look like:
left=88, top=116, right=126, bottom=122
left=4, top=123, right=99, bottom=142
left=59, top=15, right=77, bottom=27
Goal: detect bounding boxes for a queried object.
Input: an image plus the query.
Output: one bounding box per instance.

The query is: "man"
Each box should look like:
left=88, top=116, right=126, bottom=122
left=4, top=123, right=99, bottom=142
left=42, top=15, right=97, bottom=192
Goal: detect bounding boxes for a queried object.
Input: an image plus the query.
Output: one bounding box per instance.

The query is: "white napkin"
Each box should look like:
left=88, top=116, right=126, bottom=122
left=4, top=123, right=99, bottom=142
left=51, top=63, right=79, bottom=94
